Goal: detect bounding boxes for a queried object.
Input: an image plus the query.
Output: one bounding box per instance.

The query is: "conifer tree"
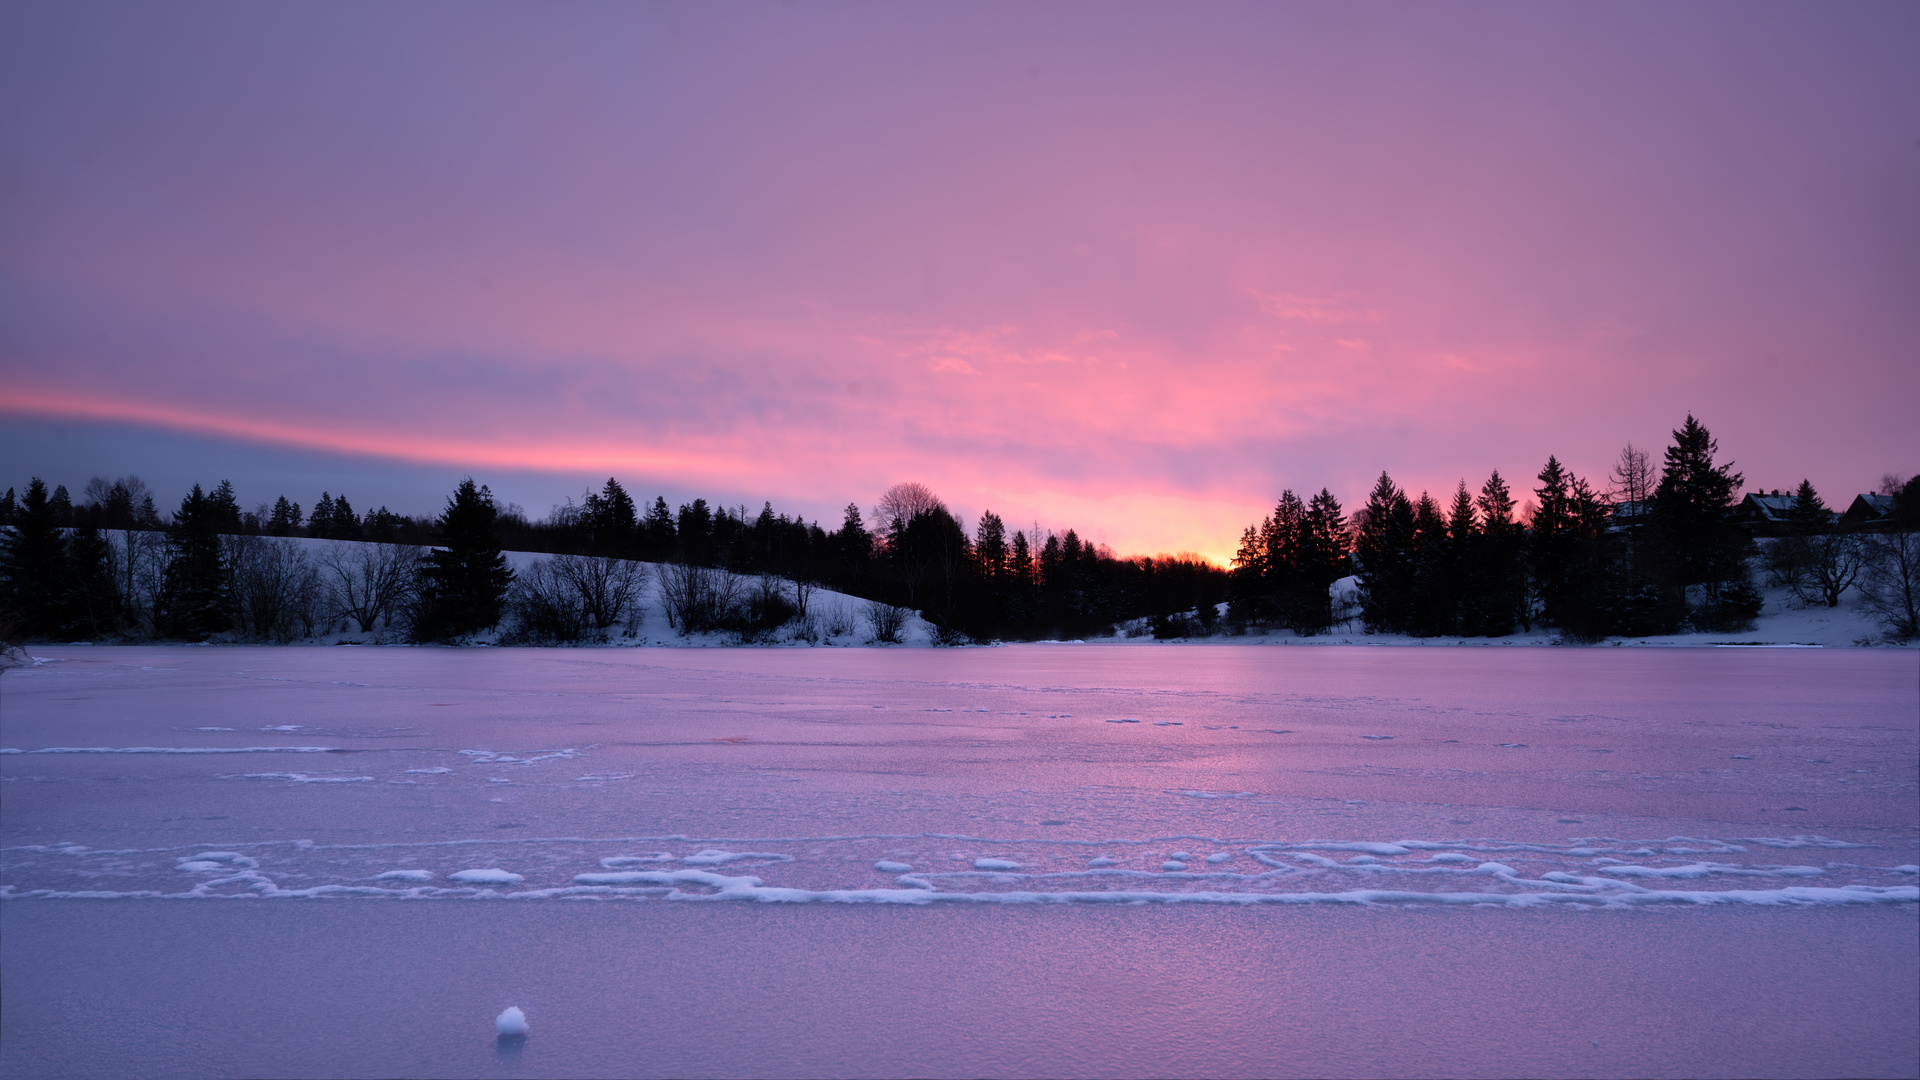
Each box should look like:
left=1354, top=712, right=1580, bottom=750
left=412, top=479, right=514, bottom=640
left=268, top=496, right=303, bottom=537
left=0, top=488, right=15, bottom=527
left=1355, top=471, right=1415, bottom=633
left=1785, top=480, right=1829, bottom=534
left=834, top=503, right=871, bottom=569
left=0, top=479, right=73, bottom=638
left=583, top=478, right=638, bottom=555
left=1651, top=414, right=1759, bottom=627
left=677, top=499, right=714, bottom=564
left=158, top=484, right=231, bottom=639
left=206, top=481, right=242, bottom=532
left=643, top=497, right=677, bottom=559
left=1407, top=492, right=1453, bottom=636
left=974, top=511, right=1008, bottom=583
left=1529, top=456, right=1576, bottom=626
left=309, top=493, right=337, bottom=539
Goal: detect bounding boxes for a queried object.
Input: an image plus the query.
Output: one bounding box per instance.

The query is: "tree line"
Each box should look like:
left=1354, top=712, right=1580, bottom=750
left=1230, top=415, right=1918, bottom=641
left=2, top=412, right=1915, bottom=645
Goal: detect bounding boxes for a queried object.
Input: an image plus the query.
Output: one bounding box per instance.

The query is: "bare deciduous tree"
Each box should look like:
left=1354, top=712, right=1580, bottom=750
left=658, top=561, right=742, bottom=635
left=1790, top=533, right=1865, bottom=609
left=320, top=541, right=424, bottom=634
left=1609, top=443, right=1653, bottom=508
left=1860, top=530, right=1920, bottom=640
left=867, top=600, right=908, bottom=644
left=551, top=554, right=647, bottom=631
left=227, top=536, right=320, bottom=642
left=874, top=482, right=945, bottom=531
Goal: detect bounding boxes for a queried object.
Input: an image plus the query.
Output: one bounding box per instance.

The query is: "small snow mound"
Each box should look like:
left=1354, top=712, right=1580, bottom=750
left=449, top=868, right=523, bottom=885
left=1205, top=852, right=1234, bottom=864
left=374, top=869, right=433, bottom=882
left=973, top=858, right=1021, bottom=871
left=1088, top=856, right=1119, bottom=868
left=681, top=849, right=791, bottom=866
left=874, top=860, right=913, bottom=873
left=496, top=1006, right=528, bottom=1037
left=1161, top=861, right=1188, bottom=872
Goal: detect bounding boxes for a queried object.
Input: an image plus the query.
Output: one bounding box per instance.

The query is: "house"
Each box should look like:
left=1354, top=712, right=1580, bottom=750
left=1840, top=493, right=1896, bottom=529
left=1733, top=490, right=1801, bottom=534
left=1608, top=500, right=1649, bottom=531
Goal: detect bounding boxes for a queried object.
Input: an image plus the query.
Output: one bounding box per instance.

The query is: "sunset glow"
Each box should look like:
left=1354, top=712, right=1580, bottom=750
left=3, top=3, right=1915, bottom=559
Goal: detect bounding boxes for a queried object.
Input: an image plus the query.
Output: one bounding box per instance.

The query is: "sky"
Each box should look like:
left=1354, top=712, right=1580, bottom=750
left=2, top=2, right=1915, bottom=562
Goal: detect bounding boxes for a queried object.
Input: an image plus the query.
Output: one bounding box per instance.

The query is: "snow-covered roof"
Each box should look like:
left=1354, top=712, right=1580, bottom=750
left=1737, top=492, right=1794, bottom=521
left=1841, top=493, right=1895, bottom=523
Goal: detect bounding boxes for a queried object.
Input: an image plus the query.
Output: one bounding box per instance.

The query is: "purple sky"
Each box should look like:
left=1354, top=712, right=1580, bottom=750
left=3, top=2, right=1915, bottom=559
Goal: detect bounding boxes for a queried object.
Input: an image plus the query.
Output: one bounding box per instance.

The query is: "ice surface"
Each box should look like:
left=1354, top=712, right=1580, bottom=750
left=2, top=644, right=1915, bottom=1078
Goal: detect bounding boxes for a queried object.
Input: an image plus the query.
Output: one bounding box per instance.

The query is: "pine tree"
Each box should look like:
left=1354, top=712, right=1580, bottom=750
left=1529, top=456, right=1575, bottom=626
left=1290, top=489, right=1349, bottom=634
left=677, top=499, right=713, bottom=565
left=0, top=479, right=73, bottom=638
left=309, top=493, right=337, bottom=539
left=643, top=497, right=677, bottom=559
left=1785, top=480, right=1829, bottom=534
left=1466, top=470, right=1525, bottom=635
left=583, top=478, right=638, bottom=556
left=1651, top=414, right=1759, bottom=627
left=158, top=484, right=231, bottom=640
left=1407, top=492, right=1453, bottom=636
left=0, top=488, right=16, bottom=527
left=1651, top=414, right=1744, bottom=588
left=412, top=479, right=514, bottom=641
left=268, top=496, right=303, bottom=537
left=1355, top=472, right=1416, bottom=633
left=327, top=493, right=359, bottom=541
left=834, top=503, right=871, bottom=569
left=64, top=521, right=120, bottom=637
left=974, top=511, right=1008, bottom=583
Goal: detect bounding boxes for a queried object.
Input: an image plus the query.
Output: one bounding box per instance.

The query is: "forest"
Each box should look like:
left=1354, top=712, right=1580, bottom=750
left=2, top=415, right=1916, bottom=645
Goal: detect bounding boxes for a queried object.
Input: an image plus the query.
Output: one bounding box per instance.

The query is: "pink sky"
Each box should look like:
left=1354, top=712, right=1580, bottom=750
left=3, top=3, right=1915, bottom=562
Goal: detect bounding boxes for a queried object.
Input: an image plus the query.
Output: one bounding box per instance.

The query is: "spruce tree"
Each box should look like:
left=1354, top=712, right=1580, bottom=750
left=584, top=478, right=638, bottom=556
left=1529, top=456, right=1576, bottom=627
left=643, top=497, right=677, bottom=559
left=1407, top=492, right=1452, bottom=636
left=158, top=484, right=231, bottom=640
left=268, top=496, right=303, bottom=537
left=834, top=503, right=871, bottom=569
left=65, top=522, right=120, bottom=638
left=0, top=479, right=73, bottom=638
left=1785, top=480, right=1829, bottom=534
left=1355, top=471, right=1415, bottom=633
left=1651, top=415, right=1759, bottom=627
left=413, top=479, right=514, bottom=641
left=974, top=511, right=1008, bottom=583
left=309, top=493, right=337, bottom=539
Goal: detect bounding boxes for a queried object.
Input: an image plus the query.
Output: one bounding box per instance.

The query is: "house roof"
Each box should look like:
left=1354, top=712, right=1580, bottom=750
left=1842, top=493, right=1895, bottom=521
left=1738, top=492, right=1795, bottom=521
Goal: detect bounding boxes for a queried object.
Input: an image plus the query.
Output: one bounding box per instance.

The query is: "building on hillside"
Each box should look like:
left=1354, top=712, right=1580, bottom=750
left=1608, top=500, right=1650, bottom=531
left=1734, top=490, right=1803, bottom=534
left=1840, top=493, right=1896, bottom=529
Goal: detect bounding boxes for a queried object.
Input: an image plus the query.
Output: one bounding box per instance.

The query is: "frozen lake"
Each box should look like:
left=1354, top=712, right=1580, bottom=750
left=3, top=644, right=1916, bottom=1078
